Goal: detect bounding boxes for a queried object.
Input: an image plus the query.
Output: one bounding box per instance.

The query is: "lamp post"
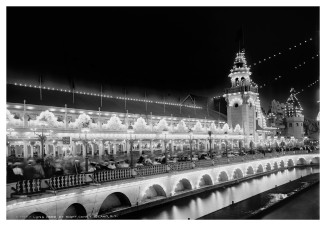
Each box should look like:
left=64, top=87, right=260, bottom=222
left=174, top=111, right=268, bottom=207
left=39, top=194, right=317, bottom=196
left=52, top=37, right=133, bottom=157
left=225, top=135, right=228, bottom=159
left=81, top=127, right=90, bottom=172
left=6, top=128, right=14, bottom=157
left=31, top=122, right=50, bottom=164
left=208, top=129, right=212, bottom=158
left=127, top=125, right=134, bottom=168
left=162, top=128, right=169, bottom=164
left=189, top=129, right=193, bottom=162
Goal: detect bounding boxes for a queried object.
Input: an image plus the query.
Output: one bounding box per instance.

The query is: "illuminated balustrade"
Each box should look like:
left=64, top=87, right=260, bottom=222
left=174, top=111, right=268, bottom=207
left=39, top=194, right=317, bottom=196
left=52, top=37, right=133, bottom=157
left=15, top=179, right=42, bottom=194
left=48, top=174, right=87, bottom=190
left=168, top=162, right=193, bottom=171
left=136, top=164, right=168, bottom=177
left=93, top=168, right=132, bottom=183
left=9, top=152, right=318, bottom=197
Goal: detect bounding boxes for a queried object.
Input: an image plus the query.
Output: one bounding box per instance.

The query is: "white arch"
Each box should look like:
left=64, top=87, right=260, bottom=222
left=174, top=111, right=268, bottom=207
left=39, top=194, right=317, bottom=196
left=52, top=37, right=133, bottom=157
left=246, top=165, right=255, bottom=175
left=140, top=181, right=168, bottom=199
left=171, top=177, right=194, bottom=196
left=232, top=168, right=244, bottom=180
left=296, top=157, right=307, bottom=165
left=217, top=170, right=230, bottom=183
left=196, top=173, right=214, bottom=188
left=256, top=164, right=264, bottom=173
left=265, top=162, right=272, bottom=171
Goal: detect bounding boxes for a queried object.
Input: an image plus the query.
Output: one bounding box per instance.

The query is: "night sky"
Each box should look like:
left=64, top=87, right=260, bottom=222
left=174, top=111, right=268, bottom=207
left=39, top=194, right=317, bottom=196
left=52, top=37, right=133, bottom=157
left=6, top=7, right=320, bottom=119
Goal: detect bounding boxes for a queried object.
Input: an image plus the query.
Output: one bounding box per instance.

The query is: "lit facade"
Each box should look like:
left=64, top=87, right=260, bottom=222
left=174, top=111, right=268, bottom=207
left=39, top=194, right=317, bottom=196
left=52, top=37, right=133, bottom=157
left=6, top=101, right=247, bottom=159
left=284, top=88, right=305, bottom=140
left=223, top=50, right=268, bottom=145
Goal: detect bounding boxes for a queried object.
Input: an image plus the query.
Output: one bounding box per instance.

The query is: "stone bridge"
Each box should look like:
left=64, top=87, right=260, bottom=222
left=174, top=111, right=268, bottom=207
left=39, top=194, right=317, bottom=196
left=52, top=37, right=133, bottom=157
left=6, top=154, right=319, bottom=219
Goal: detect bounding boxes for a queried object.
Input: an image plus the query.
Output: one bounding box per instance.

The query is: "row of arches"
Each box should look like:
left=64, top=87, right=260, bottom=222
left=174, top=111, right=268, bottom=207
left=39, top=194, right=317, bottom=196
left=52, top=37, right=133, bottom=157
left=25, top=156, right=319, bottom=219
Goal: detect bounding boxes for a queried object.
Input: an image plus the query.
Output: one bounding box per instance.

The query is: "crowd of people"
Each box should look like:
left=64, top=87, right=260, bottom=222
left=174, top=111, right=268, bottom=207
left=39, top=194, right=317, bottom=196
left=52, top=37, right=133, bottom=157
left=6, top=154, right=115, bottom=183
left=7, top=145, right=318, bottom=183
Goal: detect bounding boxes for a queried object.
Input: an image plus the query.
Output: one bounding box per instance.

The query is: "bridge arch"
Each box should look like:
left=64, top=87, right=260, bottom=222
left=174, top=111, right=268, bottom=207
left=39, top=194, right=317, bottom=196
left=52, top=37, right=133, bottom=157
left=198, top=174, right=213, bottom=187
left=296, top=158, right=307, bottom=165
left=265, top=163, right=272, bottom=171
left=273, top=161, right=278, bottom=170
left=232, top=168, right=244, bottom=179
left=287, top=159, right=294, bottom=167
left=26, top=212, right=49, bottom=220
left=63, top=203, right=87, bottom=219
left=246, top=166, right=254, bottom=175
left=279, top=160, right=285, bottom=168
left=173, top=178, right=192, bottom=195
left=256, top=164, right=264, bottom=173
left=141, top=184, right=167, bottom=202
left=310, top=157, right=320, bottom=164
left=217, top=171, right=229, bottom=182
left=98, top=192, right=131, bottom=215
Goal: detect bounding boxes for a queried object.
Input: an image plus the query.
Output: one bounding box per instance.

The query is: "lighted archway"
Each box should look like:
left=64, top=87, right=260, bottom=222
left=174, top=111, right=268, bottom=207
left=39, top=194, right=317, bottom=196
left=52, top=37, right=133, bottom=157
left=265, top=163, right=272, bottom=171
left=218, top=171, right=229, bottom=182
left=246, top=166, right=254, bottom=175
left=273, top=162, right=278, bottom=170
left=198, top=174, right=213, bottom=187
left=296, top=158, right=307, bottom=165
left=174, top=178, right=192, bottom=194
left=26, top=212, right=48, bottom=220
left=279, top=160, right=285, bottom=168
left=63, top=203, right=87, bottom=219
left=256, top=164, right=264, bottom=173
left=310, top=157, right=320, bottom=164
left=141, top=184, right=166, bottom=201
left=287, top=159, right=294, bottom=167
left=98, top=192, right=131, bottom=215
left=233, top=168, right=244, bottom=179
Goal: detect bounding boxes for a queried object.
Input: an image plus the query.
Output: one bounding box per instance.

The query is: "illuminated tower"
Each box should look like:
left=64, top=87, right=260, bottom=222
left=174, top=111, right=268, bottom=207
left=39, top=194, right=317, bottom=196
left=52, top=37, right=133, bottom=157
left=285, top=88, right=304, bottom=140
left=223, top=50, right=259, bottom=145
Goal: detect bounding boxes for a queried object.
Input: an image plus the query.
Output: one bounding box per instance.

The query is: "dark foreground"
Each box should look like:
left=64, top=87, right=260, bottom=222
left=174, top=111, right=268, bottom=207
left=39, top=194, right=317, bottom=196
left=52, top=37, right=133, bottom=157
left=199, top=172, right=319, bottom=219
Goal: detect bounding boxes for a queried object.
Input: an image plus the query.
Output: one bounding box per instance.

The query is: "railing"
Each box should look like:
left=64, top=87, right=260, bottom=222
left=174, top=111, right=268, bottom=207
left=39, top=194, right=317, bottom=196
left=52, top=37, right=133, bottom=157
left=136, top=164, right=167, bottom=177
left=169, top=161, right=194, bottom=171
left=93, top=168, right=132, bottom=183
left=14, top=179, right=42, bottom=194
left=195, top=159, right=214, bottom=168
left=47, top=174, right=87, bottom=190
left=8, top=152, right=319, bottom=197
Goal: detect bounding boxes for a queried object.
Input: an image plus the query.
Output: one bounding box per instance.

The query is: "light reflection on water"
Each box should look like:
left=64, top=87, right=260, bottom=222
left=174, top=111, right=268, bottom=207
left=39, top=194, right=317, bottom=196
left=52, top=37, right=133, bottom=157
left=136, top=167, right=319, bottom=220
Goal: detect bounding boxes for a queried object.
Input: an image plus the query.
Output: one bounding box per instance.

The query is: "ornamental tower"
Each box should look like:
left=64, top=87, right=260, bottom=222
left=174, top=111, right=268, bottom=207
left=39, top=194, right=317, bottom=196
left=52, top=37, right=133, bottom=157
left=223, top=50, right=259, bottom=144
left=284, top=88, right=304, bottom=140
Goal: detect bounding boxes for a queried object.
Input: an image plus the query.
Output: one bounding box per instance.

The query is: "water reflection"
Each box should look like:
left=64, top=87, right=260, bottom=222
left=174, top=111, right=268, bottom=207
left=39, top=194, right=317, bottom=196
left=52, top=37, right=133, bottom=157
left=123, top=166, right=319, bottom=220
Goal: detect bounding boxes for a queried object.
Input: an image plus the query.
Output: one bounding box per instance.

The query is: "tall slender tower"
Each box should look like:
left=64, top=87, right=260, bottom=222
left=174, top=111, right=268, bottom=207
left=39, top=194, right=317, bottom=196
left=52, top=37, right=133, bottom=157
left=223, top=50, right=259, bottom=145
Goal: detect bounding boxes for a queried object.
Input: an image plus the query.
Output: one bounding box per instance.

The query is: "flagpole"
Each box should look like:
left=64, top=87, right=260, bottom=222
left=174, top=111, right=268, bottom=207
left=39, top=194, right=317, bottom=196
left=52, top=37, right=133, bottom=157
left=125, top=88, right=127, bottom=110
left=39, top=75, right=42, bottom=101
left=101, top=85, right=103, bottom=107
left=145, top=91, right=147, bottom=113
left=164, top=96, right=165, bottom=114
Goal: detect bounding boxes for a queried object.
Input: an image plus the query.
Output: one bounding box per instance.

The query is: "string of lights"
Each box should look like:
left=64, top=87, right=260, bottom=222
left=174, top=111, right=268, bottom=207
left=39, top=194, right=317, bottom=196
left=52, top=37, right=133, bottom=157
left=249, top=37, right=314, bottom=67
left=258, top=54, right=319, bottom=89
left=294, top=54, right=319, bottom=70
left=295, top=79, right=319, bottom=95
left=12, top=83, right=202, bottom=109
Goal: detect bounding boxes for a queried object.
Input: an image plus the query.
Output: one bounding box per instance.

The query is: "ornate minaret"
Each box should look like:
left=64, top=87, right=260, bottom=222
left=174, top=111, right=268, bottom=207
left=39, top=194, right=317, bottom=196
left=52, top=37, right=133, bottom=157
left=223, top=50, right=259, bottom=144
left=285, top=88, right=304, bottom=140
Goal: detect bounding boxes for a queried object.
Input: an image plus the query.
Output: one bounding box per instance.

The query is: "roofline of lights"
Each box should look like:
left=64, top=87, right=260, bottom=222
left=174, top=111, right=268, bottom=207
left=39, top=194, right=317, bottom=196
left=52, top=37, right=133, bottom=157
left=7, top=102, right=222, bottom=124
left=11, top=83, right=202, bottom=109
